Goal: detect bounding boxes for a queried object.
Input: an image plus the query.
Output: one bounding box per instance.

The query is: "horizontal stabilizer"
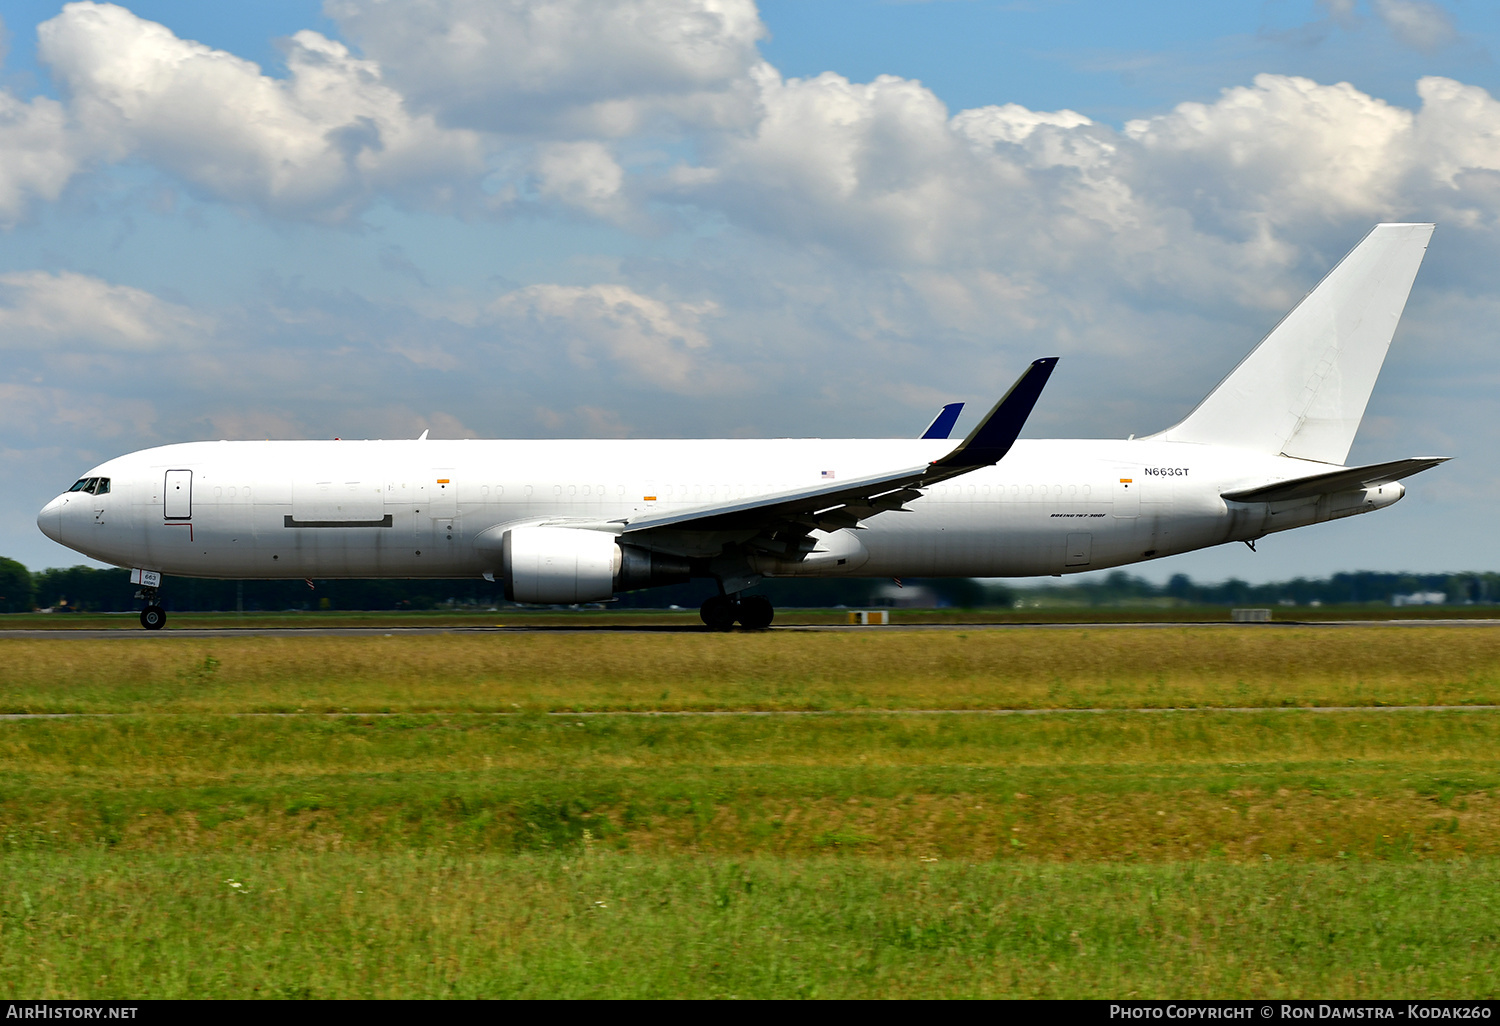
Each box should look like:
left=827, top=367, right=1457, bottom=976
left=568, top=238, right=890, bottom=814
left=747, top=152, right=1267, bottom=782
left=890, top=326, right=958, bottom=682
left=920, top=403, right=964, bottom=440
left=1222, top=456, right=1449, bottom=503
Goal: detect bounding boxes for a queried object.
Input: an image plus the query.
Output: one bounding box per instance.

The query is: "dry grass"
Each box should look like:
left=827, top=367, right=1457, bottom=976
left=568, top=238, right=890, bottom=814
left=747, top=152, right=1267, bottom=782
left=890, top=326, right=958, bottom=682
left=3, top=626, right=1500, bottom=713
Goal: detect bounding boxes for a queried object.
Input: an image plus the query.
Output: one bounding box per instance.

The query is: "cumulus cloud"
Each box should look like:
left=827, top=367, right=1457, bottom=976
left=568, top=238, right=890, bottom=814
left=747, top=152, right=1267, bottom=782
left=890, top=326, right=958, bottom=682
left=0, top=271, right=209, bottom=349
left=662, top=66, right=1500, bottom=308
left=328, top=0, right=767, bottom=137
left=36, top=2, right=485, bottom=220
left=485, top=283, right=718, bottom=390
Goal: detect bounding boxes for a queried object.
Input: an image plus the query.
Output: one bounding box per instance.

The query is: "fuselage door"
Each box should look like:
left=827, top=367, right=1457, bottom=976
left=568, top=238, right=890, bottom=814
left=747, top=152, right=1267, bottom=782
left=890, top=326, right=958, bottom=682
left=164, top=470, right=192, bottom=520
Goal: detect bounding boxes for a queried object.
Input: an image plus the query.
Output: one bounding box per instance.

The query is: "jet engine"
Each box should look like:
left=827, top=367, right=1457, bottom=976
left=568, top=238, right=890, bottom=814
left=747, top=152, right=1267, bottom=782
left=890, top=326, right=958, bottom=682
left=500, top=526, right=691, bottom=603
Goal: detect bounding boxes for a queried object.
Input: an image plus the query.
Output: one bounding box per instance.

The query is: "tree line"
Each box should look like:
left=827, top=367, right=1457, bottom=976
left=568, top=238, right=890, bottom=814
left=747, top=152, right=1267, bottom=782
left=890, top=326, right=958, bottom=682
left=1, top=556, right=1496, bottom=613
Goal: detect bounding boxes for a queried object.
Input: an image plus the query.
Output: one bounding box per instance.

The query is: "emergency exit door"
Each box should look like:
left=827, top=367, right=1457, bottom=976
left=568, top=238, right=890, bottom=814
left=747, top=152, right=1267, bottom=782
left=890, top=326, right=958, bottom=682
left=164, top=470, right=193, bottom=519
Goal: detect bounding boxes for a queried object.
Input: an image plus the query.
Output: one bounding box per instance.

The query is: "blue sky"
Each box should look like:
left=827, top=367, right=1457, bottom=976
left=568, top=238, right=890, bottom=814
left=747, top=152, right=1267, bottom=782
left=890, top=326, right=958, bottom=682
left=0, top=0, right=1495, bottom=584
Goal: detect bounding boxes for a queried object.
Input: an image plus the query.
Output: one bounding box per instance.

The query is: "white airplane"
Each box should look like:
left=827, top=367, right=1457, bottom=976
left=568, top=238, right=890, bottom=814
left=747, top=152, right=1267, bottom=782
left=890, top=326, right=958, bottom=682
left=38, top=223, right=1447, bottom=630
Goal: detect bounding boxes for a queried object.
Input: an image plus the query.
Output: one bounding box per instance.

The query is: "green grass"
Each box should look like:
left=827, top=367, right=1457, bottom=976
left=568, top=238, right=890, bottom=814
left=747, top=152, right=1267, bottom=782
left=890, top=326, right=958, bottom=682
left=2, top=627, right=1498, bottom=996
left=4, top=853, right=1496, bottom=998
left=2, top=710, right=1497, bottom=859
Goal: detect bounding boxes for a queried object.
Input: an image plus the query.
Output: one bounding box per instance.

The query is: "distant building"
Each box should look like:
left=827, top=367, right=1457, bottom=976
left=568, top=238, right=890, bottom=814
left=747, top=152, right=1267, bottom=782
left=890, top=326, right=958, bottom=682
left=872, top=584, right=940, bottom=609
left=1392, top=591, right=1447, bottom=607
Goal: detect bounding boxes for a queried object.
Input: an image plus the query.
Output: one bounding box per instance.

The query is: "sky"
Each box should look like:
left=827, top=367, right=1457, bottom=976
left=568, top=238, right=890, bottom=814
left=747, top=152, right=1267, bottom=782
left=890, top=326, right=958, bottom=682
left=0, top=0, right=1496, bottom=585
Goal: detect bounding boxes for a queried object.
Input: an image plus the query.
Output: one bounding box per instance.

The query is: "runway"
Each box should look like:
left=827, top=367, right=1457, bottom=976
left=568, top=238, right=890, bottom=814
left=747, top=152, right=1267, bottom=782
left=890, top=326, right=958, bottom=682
left=1, top=619, right=1498, bottom=639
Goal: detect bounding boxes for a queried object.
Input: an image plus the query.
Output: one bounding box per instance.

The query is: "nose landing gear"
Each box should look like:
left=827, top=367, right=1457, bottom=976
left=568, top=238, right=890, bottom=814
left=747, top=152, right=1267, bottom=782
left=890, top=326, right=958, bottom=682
left=699, top=593, right=775, bottom=631
left=135, top=583, right=165, bottom=630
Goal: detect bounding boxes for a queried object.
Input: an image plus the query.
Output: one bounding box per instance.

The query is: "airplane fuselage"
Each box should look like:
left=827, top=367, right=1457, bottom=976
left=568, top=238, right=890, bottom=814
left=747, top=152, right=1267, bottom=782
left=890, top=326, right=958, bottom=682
left=37, top=436, right=1402, bottom=583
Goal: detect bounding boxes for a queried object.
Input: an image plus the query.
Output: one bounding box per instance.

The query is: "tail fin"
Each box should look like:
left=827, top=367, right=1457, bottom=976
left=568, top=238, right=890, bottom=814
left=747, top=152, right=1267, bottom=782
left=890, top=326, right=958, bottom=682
left=1158, top=223, right=1434, bottom=464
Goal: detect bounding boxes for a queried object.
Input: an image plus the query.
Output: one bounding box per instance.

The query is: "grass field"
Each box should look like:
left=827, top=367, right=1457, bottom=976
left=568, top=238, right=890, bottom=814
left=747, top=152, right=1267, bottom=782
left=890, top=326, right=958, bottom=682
left=2, top=626, right=1498, bottom=997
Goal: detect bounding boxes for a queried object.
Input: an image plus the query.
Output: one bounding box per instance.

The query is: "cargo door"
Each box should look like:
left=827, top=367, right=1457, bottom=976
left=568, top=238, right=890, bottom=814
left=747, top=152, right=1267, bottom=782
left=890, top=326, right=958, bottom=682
left=164, top=470, right=192, bottom=520
left=1065, top=532, right=1092, bottom=567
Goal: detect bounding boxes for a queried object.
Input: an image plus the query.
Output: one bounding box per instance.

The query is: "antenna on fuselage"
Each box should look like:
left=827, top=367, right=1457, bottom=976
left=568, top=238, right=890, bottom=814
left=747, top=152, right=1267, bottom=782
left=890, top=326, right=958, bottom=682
left=416, top=429, right=429, bottom=441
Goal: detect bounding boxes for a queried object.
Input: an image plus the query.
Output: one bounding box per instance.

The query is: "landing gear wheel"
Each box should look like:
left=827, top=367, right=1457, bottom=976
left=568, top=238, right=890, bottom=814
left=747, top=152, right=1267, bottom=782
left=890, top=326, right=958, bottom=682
left=699, top=595, right=737, bottom=631
left=140, top=606, right=166, bottom=631
left=737, top=595, right=774, bottom=629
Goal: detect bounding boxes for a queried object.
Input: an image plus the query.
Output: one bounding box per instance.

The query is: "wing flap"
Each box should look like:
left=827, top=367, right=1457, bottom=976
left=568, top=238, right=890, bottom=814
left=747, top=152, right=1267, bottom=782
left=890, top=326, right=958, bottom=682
left=1221, top=456, right=1449, bottom=503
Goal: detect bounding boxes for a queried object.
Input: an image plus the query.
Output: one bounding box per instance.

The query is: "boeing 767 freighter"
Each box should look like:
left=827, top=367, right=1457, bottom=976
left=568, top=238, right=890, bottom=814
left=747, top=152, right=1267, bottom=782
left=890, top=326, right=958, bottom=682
left=39, top=223, right=1448, bottom=629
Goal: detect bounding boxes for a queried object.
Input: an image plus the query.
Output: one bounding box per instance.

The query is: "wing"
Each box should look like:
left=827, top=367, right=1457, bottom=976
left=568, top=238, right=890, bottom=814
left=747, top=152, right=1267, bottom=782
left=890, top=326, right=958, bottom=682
left=1221, top=456, right=1449, bottom=503
left=618, top=358, right=1058, bottom=539
left=919, top=402, right=964, bottom=440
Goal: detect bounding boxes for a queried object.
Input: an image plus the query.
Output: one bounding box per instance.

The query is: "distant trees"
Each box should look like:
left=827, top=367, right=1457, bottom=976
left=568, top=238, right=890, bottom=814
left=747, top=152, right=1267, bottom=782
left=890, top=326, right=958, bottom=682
left=1010, top=571, right=1500, bottom=609
left=0, top=557, right=33, bottom=613
left=32, top=566, right=134, bottom=611
left=0, top=559, right=1497, bottom=612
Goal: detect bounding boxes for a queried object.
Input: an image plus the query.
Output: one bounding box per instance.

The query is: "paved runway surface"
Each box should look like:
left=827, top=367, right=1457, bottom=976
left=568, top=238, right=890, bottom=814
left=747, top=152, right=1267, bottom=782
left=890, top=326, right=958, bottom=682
left=1, top=619, right=1497, bottom=639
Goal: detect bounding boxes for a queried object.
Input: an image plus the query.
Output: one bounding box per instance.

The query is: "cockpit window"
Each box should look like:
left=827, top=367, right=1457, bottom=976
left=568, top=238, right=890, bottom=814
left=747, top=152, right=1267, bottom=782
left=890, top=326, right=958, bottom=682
left=68, top=479, right=90, bottom=492
left=94, top=478, right=110, bottom=495
left=66, top=477, right=109, bottom=495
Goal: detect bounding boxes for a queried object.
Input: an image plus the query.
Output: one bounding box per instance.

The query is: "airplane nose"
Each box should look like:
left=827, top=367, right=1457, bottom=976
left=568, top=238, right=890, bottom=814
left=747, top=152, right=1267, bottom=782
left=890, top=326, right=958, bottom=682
left=37, top=495, right=64, bottom=543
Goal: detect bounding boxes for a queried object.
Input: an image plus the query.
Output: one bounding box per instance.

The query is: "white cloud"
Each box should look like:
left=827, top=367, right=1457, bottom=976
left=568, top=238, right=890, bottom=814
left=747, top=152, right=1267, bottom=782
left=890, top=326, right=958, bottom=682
left=485, top=283, right=718, bottom=390
left=0, top=91, right=79, bottom=227
left=1123, top=75, right=1415, bottom=224
left=37, top=2, right=485, bottom=221
left=664, top=66, right=1500, bottom=312
left=327, top=0, right=767, bottom=137
left=0, top=270, right=209, bottom=349
left=1373, top=0, right=1457, bottom=53
left=532, top=141, right=630, bottom=221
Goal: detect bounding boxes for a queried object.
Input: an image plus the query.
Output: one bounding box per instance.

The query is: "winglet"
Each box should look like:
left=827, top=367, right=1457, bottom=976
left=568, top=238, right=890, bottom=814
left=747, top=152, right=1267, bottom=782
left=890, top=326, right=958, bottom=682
left=920, top=403, right=965, bottom=440
left=930, top=358, right=1058, bottom=472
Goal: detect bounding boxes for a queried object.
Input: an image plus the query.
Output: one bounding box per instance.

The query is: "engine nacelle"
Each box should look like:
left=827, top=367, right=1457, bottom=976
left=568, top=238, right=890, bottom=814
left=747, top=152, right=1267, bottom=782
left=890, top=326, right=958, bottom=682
left=500, top=527, right=694, bottom=603
left=502, top=527, right=619, bottom=604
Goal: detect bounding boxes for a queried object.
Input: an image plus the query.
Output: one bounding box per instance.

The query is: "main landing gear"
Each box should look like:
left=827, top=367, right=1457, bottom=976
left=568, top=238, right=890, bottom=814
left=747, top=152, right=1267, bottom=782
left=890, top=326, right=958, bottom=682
left=136, top=583, right=165, bottom=630
left=699, top=593, right=774, bottom=631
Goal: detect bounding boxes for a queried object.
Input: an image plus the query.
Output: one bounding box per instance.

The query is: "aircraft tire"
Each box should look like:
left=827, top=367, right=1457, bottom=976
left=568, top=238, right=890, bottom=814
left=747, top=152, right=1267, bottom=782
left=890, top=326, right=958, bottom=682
left=737, top=595, right=774, bottom=629
left=699, top=595, right=737, bottom=631
left=140, top=606, right=166, bottom=631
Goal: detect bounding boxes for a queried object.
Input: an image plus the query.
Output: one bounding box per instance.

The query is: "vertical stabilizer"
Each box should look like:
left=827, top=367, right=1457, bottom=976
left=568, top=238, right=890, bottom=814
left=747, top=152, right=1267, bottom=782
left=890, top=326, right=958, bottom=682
left=1158, top=223, right=1434, bottom=464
